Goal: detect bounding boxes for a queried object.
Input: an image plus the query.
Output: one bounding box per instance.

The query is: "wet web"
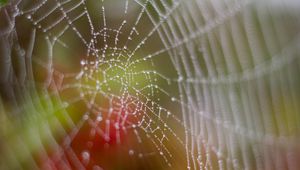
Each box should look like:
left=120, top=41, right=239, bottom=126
left=1, top=0, right=300, bottom=169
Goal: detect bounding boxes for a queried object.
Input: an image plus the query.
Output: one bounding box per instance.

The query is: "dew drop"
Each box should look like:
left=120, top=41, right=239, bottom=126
left=129, top=149, right=134, bottom=156
left=81, top=151, right=90, bottom=165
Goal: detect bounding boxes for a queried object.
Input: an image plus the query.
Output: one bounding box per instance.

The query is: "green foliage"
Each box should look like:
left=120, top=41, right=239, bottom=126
left=0, top=0, right=8, bottom=7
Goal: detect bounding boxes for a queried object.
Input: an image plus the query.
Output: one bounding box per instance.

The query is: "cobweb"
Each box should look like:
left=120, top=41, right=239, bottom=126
left=1, top=0, right=300, bottom=169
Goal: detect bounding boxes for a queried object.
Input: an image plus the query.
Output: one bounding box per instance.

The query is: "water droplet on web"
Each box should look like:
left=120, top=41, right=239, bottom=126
left=114, top=123, right=120, bottom=129
left=129, top=149, right=134, bottom=156
left=83, top=114, right=89, bottom=120
left=97, top=115, right=102, bottom=121
left=178, top=76, right=183, bottom=82
left=81, top=151, right=90, bottom=165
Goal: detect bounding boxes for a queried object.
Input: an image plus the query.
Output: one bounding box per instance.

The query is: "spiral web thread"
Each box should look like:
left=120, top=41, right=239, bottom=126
left=1, top=0, right=300, bottom=169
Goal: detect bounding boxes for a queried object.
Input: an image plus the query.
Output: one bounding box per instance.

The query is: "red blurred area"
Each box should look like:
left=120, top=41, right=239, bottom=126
left=37, top=95, right=142, bottom=170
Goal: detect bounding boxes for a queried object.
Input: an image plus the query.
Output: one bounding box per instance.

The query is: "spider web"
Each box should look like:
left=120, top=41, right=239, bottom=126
left=1, top=0, right=300, bottom=169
